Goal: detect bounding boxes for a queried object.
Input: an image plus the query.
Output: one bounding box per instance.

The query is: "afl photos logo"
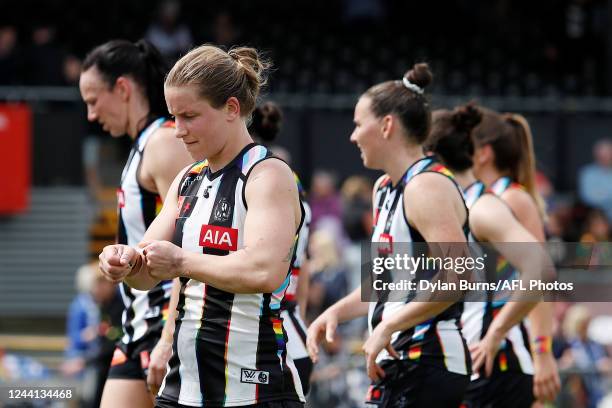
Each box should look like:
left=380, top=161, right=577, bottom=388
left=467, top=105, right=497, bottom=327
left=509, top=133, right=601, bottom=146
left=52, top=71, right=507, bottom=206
left=199, top=225, right=238, bottom=251
left=213, top=198, right=232, bottom=222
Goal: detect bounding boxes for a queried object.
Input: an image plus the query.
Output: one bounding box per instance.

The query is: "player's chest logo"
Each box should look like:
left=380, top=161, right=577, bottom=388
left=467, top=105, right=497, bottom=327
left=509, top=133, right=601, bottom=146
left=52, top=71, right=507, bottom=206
left=213, top=197, right=232, bottom=222
left=199, top=224, right=238, bottom=251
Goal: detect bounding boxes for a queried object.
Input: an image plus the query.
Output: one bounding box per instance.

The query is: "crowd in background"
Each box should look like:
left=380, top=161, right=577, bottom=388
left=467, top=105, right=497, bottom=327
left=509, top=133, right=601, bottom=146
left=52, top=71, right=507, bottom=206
left=1, top=0, right=610, bottom=95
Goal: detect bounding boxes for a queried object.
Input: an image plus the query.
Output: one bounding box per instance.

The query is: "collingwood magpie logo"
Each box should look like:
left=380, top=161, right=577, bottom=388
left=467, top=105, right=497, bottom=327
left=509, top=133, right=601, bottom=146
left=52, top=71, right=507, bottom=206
left=241, top=368, right=269, bottom=385
left=213, top=198, right=232, bottom=222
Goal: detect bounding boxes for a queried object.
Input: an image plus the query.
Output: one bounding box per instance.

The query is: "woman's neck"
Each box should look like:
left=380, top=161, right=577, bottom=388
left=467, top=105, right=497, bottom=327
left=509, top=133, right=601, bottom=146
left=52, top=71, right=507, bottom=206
left=384, top=145, right=425, bottom=186
left=477, top=164, right=505, bottom=188
left=452, top=169, right=477, bottom=190
left=207, top=124, right=254, bottom=172
left=127, top=97, right=151, bottom=140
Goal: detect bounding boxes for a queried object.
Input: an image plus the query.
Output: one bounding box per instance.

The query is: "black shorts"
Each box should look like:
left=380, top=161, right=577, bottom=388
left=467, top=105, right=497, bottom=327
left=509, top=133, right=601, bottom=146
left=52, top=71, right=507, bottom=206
left=106, top=345, right=151, bottom=380
left=155, top=395, right=304, bottom=408
left=365, top=360, right=469, bottom=408
left=461, top=372, right=534, bottom=408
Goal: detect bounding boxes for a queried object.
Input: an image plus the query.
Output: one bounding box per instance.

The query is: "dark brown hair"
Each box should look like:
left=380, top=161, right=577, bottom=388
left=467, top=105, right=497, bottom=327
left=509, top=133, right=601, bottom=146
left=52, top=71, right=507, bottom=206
left=473, top=109, right=545, bottom=217
left=165, top=44, right=271, bottom=117
left=248, top=101, right=283, bottom=143
left=362, top=62, right=433, bottom=144
left=427, top=103, right=482, bottom=172
left=83, top=39, right=169, bottom=119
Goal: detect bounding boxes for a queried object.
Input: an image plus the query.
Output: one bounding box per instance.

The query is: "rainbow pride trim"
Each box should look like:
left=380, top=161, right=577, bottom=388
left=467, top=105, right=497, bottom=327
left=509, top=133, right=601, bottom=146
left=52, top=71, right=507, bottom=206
left=155, top=195, right=163, bottom=216
left=498, top=352, right=508, bottom=371
left=408, top=346, right=422, bottom=360
left=430, top=163, right=455, bottom=179
left=189, top=160, right=208, bottom=174
left=532, top=336, right=552, bottom=355
left=272, top=317, right=286, bottom=365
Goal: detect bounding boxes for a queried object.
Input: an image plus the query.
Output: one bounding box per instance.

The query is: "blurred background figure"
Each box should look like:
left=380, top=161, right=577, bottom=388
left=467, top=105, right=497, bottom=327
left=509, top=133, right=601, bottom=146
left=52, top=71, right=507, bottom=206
left=306, top=229, right=349, bottom=323
left=579, top=138, right=612, bottom=222
left=26, top=24, right=66, bottom=85
left=0, top=25, right=21, bottom=85
left=559, top=304, right=612, bottom=408
left=339, top=175, right=373, bottom=291
left=210, top=11, right=241, bottom=48
left=310, top=169, right=343, bottom=234
left=145, top=0, right=193, bottom=64
left=61, top=263, right=101, bottom=379
left=61, top=261, right=122, bottom=408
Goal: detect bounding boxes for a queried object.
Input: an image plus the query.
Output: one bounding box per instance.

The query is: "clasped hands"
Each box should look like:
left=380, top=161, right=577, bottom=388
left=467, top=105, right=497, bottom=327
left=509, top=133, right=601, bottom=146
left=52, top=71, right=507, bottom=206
left=98, top=240, right=185, bottom=283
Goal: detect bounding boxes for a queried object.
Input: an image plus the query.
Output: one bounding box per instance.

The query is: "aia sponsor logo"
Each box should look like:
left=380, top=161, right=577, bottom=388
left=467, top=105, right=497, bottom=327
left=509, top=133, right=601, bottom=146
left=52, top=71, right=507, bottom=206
left=116, top=188, right=125, bottom=209
left=199, top=224, right=238, bottom=251
left=240, top=368, right=269, bottom=385
left=378, top=233, right=393, bottom=255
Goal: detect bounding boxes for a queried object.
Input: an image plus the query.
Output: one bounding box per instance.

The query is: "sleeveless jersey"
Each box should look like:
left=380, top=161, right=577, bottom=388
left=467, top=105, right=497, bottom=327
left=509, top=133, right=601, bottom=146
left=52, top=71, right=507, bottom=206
left=159, top=143, right=305, bottom=407
left=281, top=174, right=311, bottom=362
left=368, top=156, right=470, bottom=375
left=117, top=117, right=174, bottom=350
left=460, top=179, right=534, bottom=377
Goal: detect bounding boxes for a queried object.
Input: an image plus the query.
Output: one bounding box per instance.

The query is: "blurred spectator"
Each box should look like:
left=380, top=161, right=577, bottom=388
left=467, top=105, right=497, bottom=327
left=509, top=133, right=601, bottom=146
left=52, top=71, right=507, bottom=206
left=25, top=25, right=66, bottom=85
left=85, top=268, right=123, bottom=408
left=340, top=175, right=373, bottom=242
left=310, top=169, right=343, bottom=231
left=578, top=138, right=612, bottom=221
left=560, top=304, right=612, bottom=408
left=308, top=332, right=358, bottom=408
left=340, top=176, right=373, bottom=291
left=61, top=262, right=122, bottom=408
left=62, top=54, right=82, bottom=86
left=211, top=11, right=241, bottom=48
left=145, top=0, right=193, bottom=64
left=0, top=25, right=21, bottom=85
left=61, top=263, right=100, bottom=378
left=307, top=230, right=349, bottom=324
left=580, top=208, right=611, bottom=243
left=575, top=208, right=612, bottom=268
left=0, top=348, right=50, bottom=382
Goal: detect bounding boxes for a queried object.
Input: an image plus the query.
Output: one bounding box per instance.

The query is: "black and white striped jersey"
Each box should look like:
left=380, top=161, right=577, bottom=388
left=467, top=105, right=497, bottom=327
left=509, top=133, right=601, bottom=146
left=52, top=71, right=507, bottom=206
left=282, top=174, right=311, bottom=362
left=116, top=117, right=173, bottom=351
left=368, top=156, right=471, bottom=376
left=461, top=180, right=534, bottom=377
left=159, top=143, right=305, bottom=407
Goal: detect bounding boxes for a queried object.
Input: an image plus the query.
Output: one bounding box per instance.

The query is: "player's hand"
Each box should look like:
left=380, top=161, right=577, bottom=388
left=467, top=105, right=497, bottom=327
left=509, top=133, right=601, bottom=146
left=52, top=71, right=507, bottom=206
left=139, top=240, right=185, bottom=280
left=99, top=244, right=138, bottom=283
left=362, top=322, right=399, bottom=382
left=470, top=328, right=504, bottom=377
left=532, top=352, right=561, bottom=402
left=147, top=339, right=173, bottom=395
left=306, top=310, right=338, bottom=364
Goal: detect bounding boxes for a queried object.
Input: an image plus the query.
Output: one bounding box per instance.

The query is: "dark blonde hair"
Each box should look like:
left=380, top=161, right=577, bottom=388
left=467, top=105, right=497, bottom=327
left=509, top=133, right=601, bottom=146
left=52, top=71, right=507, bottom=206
left=165, top=45, right=271, bottom=117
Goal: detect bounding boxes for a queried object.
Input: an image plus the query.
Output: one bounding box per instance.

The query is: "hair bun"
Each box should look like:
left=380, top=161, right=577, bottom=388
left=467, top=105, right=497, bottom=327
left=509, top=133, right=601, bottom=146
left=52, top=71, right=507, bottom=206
left=452, top=102, right=482, bottom=133
left=404, top=62, right=433, bottom=90
left=249, top=101, right=282, bottom=142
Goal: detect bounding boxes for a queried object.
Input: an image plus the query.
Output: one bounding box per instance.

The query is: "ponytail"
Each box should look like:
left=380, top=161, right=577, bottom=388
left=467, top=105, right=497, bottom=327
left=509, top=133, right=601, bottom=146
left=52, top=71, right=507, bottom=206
left=134, top=39, right=169, bottom=119
left=83, top=39, right=169, bottom=120
left=505, top=113, right=547, bottom=219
